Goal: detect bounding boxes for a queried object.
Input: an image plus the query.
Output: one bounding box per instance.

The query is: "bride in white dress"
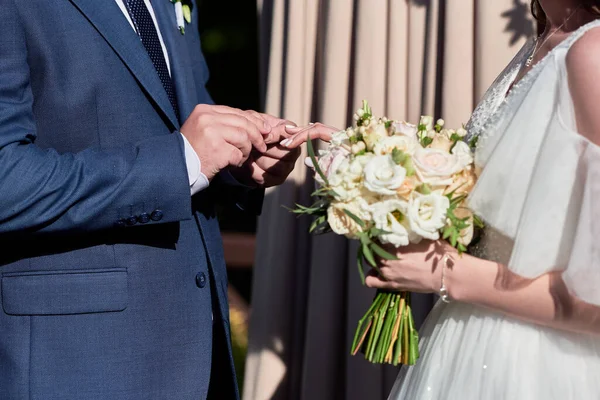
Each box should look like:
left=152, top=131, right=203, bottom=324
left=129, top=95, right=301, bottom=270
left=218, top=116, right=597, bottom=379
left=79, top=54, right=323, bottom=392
left=282, top=0, right=600, bottom=398
left=376, top=1, right=600, bottom=398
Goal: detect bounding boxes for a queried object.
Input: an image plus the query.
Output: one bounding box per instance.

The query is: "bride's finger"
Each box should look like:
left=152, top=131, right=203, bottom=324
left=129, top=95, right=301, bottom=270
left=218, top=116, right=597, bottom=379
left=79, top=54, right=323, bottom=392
left=365, top=274, right=399, bottom=290
left=280, top=123, right=339, bottom=148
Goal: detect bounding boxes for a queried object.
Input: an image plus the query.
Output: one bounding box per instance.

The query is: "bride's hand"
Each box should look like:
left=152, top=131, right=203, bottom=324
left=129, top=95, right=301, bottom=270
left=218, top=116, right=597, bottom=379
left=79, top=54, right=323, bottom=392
left=279, top=123, right=340, bottom=148
left=365, top=240, right=459, bottom=293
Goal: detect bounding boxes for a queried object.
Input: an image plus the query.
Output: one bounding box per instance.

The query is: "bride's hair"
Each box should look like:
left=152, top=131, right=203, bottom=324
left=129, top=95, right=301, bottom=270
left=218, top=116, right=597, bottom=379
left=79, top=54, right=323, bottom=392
left=531, top=1, right=600, bottom=26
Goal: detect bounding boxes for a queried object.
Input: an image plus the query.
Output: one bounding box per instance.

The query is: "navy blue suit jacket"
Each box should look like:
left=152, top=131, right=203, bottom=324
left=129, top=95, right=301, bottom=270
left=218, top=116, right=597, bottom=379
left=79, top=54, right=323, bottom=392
left=0, top=1, right=252, bottom=398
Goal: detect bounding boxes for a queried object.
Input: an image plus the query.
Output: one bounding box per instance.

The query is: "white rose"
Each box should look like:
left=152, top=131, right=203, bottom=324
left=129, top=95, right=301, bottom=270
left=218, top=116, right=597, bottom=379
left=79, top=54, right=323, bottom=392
left=373, top=135, right=419, bottom=156
left=407, top=193, right=450, bottom=240
left=363, top=155, right=407, bottom=195
left=328, top=156, right=370, bottom=200
left=412, top=147, right=465, bottom=187
left=369, top=199, right=411, bottom=247
left=327, top=199, right=370, bottom=238
left=451, top=140, right=474, bottom=170
left=392, top=121, right=418, bottom=139
left=456, top=127, right=468, bottom=138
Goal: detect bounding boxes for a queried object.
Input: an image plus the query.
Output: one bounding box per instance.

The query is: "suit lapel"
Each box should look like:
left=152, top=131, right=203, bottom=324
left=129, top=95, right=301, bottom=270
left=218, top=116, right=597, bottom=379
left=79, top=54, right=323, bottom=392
left=151, top=0, right=200, bottom=121
left=69, top=0, right=180, bottom=130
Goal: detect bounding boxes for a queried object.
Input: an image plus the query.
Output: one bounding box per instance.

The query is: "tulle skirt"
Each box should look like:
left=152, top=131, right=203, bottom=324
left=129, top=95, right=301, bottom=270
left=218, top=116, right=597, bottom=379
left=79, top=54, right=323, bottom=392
left=388, top=301, right=600, bottom=400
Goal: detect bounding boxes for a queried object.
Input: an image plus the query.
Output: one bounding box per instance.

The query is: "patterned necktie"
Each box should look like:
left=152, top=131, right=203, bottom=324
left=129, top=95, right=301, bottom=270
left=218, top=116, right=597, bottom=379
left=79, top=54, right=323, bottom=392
left=124, top=0, right=180, bottom=121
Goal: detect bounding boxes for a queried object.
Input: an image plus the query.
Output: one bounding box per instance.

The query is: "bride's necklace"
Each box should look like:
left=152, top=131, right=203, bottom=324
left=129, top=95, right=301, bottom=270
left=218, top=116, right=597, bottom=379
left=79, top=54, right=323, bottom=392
left=526, top=5, right=582, bottom=67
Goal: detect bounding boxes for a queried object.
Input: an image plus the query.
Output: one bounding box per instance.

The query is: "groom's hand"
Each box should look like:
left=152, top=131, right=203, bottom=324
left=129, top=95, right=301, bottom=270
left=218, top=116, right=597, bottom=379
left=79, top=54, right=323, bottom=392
left=229, top=143, right=301, bottom=188
left=180, top=104, right=271, bottom=181
left=227, top=111, right=302, bottom=187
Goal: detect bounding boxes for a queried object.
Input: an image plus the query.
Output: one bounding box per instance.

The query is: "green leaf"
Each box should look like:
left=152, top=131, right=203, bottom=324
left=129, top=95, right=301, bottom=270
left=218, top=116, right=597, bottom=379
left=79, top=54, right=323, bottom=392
left=450, top=133, right=462, bottom=143
left=357, top=247, right=366, bottom=284
left=391, top=148, right=407, bottom=165
left=402, top=157, right=416, bottom=177
left=309, top=215, right=328, bottom=234
left=442, top=227, right=452, bottom=240
left=468, top=135, right=479, bottom=149
left=421, top=136, right=433, bottom=147
left=473, top=214, right=485, bottom=229
left=385, top=120, right=393, bottom=129
left=416, top=183, right=432, bottom=195
left=307, top=135, right=329, bottom=186
left=370, top=242, right=398, bottom=261
left=343, top=209, right=366, bottom=228
left=369, top=227, right=392, bottom=237
left=182, top=4, right=192, bottom=23
left=362, top=243, right=377, bottom=267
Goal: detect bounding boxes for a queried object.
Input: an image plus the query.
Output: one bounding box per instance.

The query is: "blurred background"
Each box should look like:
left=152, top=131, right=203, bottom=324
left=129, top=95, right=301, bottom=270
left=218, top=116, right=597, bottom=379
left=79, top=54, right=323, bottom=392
left=198, top=0, right=535, bottom=399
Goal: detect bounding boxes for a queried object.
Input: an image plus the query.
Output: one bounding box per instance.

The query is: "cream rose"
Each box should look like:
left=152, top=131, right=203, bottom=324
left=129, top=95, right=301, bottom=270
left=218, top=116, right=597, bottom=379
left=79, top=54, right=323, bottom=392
left=429, top=133, right=453, bottom=152
left=327, top=199, right=370, bottom=238
left=373, top=135, right=419, bottom=156
left=407, top=193, right=450, bottom=240
left=369, top=199, right=411, bottom=247
left=363, top=155, right=407, bottom=195
left=392, top=121, right=418, bottom=138
left=413, top=147, right=465, bottom=187
left=363, top=123, right=389, bottom=150
left=315, top=146, right=350, bottom=185
left=444, top=168, right=477, bottom=196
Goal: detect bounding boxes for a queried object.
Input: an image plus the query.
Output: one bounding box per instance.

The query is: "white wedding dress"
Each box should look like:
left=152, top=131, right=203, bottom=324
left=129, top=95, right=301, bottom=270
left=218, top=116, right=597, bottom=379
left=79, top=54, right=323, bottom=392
left=389, top=20, right=600, bottom=400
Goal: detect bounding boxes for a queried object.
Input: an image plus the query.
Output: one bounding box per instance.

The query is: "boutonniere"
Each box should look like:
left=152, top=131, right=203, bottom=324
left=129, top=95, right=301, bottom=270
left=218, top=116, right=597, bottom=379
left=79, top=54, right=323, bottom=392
left=171, top=0, right=193, bottom=35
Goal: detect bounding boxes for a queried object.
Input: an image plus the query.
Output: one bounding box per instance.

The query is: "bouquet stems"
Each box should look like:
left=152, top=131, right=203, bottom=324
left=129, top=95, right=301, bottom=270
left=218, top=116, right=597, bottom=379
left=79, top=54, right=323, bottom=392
left=351, top=291, right=419, bottom=366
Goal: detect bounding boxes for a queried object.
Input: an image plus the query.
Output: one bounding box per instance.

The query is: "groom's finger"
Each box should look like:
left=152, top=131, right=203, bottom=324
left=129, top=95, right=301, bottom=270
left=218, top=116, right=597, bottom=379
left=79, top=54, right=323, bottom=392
left=211, top=105, right=273, bottom=134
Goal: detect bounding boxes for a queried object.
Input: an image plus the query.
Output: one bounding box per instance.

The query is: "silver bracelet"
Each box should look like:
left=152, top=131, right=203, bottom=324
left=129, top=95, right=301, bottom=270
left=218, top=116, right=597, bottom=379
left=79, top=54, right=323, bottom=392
left=439, top=254, right=453, bottom=303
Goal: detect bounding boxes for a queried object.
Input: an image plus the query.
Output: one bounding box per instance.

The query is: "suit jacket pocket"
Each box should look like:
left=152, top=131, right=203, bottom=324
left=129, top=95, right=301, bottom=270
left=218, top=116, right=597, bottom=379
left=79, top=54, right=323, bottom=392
left=1, top=268, right=127, bottom=316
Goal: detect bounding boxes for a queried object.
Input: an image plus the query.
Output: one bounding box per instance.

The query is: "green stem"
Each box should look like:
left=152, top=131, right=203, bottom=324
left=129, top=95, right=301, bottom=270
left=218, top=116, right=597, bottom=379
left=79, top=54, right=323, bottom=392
left=376, top=293, right=399, bottom=363
left=407, top=301, right=420, bottom=365
left=363, top=293, right=386, bottom=358
left=392, top=293, right=406, bottom=366
left=367, top=293, right=392, bottom=361
left=351, top=292, right=384, bottom=354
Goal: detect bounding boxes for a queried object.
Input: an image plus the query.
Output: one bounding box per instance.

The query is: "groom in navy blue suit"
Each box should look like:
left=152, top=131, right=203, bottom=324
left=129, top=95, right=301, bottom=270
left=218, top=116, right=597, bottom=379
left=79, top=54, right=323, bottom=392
left=0, top=1, right=299, bottom=399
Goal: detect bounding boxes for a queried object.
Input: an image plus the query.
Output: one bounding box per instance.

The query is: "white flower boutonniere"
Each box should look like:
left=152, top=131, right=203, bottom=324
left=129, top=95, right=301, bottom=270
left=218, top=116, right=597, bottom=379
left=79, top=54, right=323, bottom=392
left=171, top=0, right=192, bottom=35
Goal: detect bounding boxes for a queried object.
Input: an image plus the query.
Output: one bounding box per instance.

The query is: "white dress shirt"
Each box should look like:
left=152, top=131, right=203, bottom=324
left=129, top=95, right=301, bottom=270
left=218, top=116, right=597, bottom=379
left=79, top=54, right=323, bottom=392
left=115, top=0, right=209, bottom=195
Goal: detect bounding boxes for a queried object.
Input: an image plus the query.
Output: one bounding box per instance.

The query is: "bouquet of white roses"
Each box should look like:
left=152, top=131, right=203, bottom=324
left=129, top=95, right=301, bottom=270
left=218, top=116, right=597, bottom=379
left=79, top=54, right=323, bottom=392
left=293, top=101, right=481, bottom=366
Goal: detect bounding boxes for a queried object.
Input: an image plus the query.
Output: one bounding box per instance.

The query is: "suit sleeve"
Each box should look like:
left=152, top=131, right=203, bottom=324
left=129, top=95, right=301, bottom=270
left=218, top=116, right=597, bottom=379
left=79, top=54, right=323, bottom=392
left=0, top=0, right=192, bottom=236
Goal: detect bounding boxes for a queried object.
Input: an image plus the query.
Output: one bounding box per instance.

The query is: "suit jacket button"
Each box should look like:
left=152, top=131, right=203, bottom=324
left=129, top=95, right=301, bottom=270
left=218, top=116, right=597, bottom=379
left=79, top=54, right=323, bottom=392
left=126, top=216, right=138, bottom=226
left=138, top=213, right=150, bottom=224
left=195, top=272, right=207, bottom=288
left=150, top=210, right=163, bottom=221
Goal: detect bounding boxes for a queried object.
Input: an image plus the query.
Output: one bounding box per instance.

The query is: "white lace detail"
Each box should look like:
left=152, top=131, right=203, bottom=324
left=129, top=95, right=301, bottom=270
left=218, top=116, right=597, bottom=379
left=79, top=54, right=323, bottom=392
left=470, top=20, right=600, bottom=166
left=464, top=40, right=533, bottom=147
